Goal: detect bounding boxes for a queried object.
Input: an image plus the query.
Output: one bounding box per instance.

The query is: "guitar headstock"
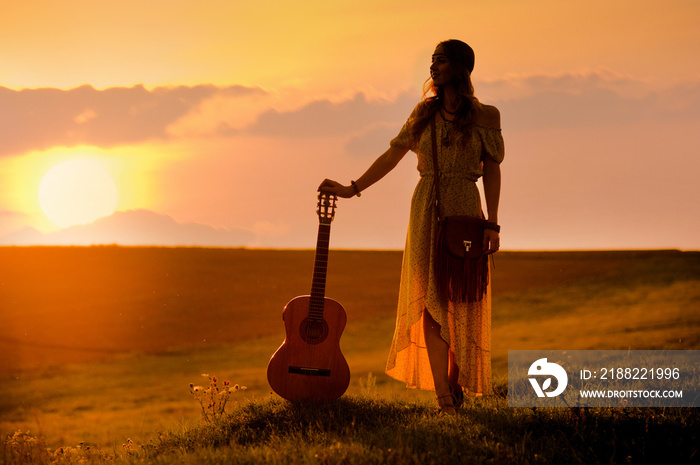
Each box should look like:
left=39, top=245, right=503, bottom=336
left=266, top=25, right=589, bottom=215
left=317, top=191, right=338, bottom=225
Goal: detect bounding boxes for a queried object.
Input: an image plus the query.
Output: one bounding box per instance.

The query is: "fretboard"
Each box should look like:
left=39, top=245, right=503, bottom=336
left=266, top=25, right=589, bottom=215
left=308, top=222, right=331, bottom=320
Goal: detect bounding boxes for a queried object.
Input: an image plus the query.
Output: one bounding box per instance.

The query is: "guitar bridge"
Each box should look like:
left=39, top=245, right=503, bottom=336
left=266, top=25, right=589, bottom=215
left=288, top=366, right=331, bottom=377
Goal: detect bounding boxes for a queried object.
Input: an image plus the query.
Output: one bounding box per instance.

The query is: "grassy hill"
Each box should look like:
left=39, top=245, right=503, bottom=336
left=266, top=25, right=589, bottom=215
left=1, top=247, right=698, bottom=463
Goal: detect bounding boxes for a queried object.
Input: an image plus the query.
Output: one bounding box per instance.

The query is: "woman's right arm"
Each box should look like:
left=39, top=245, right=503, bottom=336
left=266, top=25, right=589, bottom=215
left=318, top=145, right=409, bottom=198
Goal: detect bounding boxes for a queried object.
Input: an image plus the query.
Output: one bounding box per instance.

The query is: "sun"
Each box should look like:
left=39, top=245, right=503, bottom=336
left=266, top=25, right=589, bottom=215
left=39, top=159, right=118, bottom=228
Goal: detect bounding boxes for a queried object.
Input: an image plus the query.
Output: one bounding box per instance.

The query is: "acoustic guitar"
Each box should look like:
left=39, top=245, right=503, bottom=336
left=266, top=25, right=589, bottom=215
left=266, top=192, right=350, bottom=401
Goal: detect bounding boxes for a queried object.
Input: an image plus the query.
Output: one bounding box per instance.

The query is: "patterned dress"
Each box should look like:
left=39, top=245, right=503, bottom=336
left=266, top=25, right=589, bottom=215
left=384, top=105, right=505, bottom=395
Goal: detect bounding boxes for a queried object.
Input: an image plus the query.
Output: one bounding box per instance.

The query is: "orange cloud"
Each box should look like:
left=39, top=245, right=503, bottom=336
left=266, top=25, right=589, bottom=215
left=0, top=84, right=264, bottom=157
left=483, top=71, right=700, bottom=129
left=241, top=92, right=416, bottom=138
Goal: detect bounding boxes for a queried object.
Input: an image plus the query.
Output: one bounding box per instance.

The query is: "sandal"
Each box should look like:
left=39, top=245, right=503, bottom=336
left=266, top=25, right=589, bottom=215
left=436, top=393, right=457, bottom=416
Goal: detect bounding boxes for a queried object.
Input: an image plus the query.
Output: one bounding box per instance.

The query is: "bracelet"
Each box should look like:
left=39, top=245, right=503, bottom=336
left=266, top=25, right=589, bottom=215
left=485, top=222, right=500, bottom=233
left=350, top=180, right=361, bottom=197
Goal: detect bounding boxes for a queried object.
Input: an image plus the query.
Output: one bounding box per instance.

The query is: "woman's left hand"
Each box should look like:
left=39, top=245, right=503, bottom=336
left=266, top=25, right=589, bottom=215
left=483, top=229, right=500, bottom=255
left=318, top=179, right=356, bottom=198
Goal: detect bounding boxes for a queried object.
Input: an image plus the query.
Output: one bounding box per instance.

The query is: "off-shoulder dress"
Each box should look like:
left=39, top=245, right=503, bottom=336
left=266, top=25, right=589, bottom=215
left=385, top=107, right=505, bottom=395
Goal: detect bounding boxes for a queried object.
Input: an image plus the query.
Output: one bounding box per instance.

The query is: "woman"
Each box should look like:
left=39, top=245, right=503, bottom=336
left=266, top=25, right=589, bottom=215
left=319, top=39, right=504, bottom=415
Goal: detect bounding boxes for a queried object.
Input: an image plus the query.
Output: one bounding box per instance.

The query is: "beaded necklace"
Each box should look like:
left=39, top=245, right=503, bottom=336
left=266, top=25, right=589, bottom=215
left=439, top=106, right=454, bottom=147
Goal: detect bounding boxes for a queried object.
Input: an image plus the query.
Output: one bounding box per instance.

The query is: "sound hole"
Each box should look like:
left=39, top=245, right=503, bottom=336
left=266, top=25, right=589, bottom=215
left=299, top=318, right=329, bottom=344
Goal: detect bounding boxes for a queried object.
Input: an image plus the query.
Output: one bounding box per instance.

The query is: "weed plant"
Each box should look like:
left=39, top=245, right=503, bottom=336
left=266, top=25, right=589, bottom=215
left=189, top=374, right=247, bottom=424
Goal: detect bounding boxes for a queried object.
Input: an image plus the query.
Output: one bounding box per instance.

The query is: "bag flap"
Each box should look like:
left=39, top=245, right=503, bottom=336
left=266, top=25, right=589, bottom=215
left=443, top=216, right=485, bottom=259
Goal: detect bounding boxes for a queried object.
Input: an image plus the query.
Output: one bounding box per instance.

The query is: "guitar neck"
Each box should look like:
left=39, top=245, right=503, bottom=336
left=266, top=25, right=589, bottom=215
left=309, top=222, right=331, bottom=320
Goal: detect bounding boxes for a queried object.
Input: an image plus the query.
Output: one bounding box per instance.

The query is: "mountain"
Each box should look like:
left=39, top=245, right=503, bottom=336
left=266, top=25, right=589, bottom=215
left=0, top=210, right=255, bottom=247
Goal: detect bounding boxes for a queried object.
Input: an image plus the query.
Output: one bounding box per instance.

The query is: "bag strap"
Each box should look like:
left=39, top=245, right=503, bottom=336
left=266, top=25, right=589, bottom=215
left=430, top=117, right=443, bottom=221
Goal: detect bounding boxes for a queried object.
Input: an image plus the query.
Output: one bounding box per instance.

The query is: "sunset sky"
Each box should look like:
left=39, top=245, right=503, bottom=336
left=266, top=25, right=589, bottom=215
left=1, top=0, right=698, bottom=250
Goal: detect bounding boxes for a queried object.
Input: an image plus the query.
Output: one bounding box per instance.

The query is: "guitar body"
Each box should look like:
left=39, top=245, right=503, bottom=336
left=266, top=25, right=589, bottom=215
left=267, top=295, right=350, bottom=401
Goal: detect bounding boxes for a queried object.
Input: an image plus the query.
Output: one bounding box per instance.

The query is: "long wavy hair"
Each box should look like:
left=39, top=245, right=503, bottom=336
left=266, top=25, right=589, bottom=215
left=409, top=39, right=481, bottom=147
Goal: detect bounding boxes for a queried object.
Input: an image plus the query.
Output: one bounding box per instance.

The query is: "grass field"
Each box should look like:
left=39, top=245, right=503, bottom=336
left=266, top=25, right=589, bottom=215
left=1, top=247, right=699, bottom=463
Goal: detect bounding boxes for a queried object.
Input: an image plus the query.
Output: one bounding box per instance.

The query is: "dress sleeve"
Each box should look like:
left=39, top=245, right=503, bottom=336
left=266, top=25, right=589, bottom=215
left=389, top=119, right=413, bottom=151
left=480, top=127, right=505, bottom=164
left=389, top=103, right=422, bottom=152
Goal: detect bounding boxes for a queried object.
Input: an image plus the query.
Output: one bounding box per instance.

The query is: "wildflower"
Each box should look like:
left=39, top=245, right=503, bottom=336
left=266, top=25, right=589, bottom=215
left=189, top=373, right=245, bottom=424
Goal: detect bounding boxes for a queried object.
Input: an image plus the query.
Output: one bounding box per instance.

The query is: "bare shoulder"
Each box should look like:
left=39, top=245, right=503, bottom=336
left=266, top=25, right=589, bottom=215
left=474, top=104, right=501, bottom=129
